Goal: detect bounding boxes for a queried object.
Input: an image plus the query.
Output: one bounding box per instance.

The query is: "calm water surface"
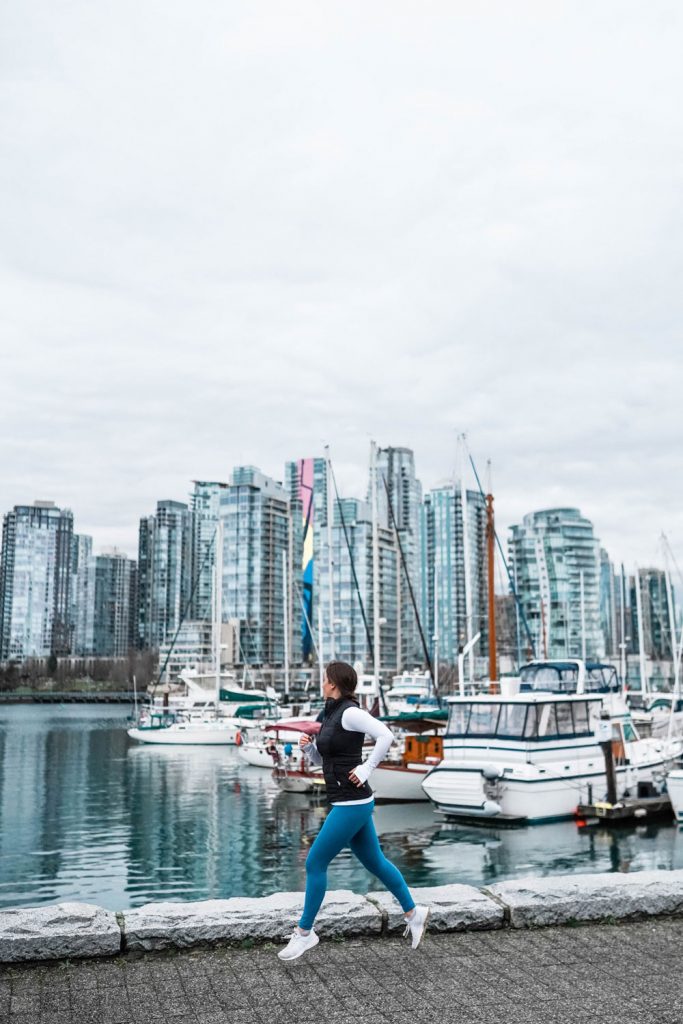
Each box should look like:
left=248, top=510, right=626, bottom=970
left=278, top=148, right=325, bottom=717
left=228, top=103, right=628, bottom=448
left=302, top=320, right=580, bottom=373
left=1, top=705, right=682, bottom=910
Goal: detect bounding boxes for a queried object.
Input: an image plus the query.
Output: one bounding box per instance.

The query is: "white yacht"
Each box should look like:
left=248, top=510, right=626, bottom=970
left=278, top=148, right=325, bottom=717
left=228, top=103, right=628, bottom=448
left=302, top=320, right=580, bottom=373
left=421, top=688, right=682, bottom=824
left=666, top=769, right=683, bottom=823
left=384, top=670, right=438, bottom=716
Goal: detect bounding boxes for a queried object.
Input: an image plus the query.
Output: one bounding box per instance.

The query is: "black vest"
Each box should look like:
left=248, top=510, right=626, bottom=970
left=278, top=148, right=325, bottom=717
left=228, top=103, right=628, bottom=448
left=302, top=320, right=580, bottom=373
left=316, top=697, right=373, bottom=804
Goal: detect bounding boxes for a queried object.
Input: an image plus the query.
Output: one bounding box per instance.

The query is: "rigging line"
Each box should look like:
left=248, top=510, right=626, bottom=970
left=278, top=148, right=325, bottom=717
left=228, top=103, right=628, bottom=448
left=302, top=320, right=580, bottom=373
left=328, top=457, right=388, bottom=715
left=466, top=447, right=536, bottom=659
left=291, top=575, right=320, bottom=663
left=380, top=471, right=438, bottom=701
left=328, top=460, right=374, bottom=663
left=153, top=525, right=218, bottom=693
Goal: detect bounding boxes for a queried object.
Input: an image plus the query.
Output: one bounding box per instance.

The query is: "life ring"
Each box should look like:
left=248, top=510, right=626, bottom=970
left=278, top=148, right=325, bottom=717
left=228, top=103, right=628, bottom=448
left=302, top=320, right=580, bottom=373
left=235, top=730, right=242, bottom=746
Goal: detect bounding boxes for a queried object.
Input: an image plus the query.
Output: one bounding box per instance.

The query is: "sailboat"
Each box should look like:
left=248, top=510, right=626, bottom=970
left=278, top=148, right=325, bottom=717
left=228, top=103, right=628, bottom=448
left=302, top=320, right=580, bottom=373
left=128, top=522, right=275, bottom=746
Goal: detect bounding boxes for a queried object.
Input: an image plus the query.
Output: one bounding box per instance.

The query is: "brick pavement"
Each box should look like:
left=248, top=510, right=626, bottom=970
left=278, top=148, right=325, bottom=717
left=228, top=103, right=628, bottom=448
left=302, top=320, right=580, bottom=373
left=1, top=918, right=682, bottom=1024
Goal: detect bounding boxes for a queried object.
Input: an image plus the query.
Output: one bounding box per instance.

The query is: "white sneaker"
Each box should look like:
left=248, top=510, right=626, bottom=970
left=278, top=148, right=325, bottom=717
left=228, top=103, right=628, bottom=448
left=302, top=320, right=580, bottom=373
left=277, top=928, right=320, bottom=961
left=403, top=905, right=430, bottom=949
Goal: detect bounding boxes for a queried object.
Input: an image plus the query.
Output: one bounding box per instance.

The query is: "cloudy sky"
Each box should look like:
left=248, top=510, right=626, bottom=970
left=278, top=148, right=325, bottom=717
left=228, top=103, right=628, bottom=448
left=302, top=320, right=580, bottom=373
left=2, top=1, right=682, bottom=573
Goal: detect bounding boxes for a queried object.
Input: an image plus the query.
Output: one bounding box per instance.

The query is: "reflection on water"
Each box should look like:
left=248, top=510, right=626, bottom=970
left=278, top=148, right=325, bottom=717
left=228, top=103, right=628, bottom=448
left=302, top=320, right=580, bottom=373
left=1, top=705, right=682, bottom=910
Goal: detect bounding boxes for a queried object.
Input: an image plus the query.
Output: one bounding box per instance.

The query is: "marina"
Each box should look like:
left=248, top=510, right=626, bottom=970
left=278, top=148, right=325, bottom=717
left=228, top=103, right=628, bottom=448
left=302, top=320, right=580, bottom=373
left=2, top=704, right=683, bottom=912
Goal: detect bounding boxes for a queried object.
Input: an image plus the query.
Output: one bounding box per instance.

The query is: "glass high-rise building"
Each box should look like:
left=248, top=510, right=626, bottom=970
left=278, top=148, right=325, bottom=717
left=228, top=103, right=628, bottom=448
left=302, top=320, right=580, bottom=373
left=317, top=498, right=399, bottom=676
left=631, top=568, right=673, bottom=661
left=190, top=481, right=228, bottom=622
left=0, top=501, right=74, bottom=660
left=91, top=548, right=137, bottom=657
left=220, top=467, right=292, bottom=668
left=137, top=500, right=192, bottom=650
left=509, top=508, right=604, bottom=661
left=70, top=534, right=94, bottom=656
left=373, top=447, right=423, bottom=669
left=419, top=485, right=488, bottom=665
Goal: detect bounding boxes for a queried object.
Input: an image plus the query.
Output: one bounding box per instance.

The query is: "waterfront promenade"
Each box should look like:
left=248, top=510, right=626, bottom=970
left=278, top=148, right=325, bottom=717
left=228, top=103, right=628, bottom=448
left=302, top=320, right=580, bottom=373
left=1, top=917, right=682, bottom=1024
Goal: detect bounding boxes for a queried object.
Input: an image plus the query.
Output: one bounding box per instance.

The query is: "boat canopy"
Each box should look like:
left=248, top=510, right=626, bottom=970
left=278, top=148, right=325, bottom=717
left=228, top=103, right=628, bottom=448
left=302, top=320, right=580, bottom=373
left=519, top=661, right=619, bottom=694
left=446, top=697, right=600, bottom=741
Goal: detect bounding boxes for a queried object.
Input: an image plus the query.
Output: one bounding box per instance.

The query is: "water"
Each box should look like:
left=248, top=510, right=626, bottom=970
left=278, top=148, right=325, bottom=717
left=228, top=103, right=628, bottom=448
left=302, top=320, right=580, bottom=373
left=1, top=704, right=682, bottom=911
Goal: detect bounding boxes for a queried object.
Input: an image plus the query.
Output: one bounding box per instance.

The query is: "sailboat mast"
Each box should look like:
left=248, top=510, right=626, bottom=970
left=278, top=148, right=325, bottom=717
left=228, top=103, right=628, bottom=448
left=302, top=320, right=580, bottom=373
left=325, top=445, right=336, bottom=659
left=580, top=569, right=586, bottom=663
left=282, top=548, right=290, bottom=697
left=214, top=519, right=224, bottom=706
left=433, top=566, right=439, bottom=698
left=486, top=490, right=497, bottom=683
left=459, top=436, right=474, bottom=684
left=371, top=440, right=381, bottom=693
left=635, top=566, right=647, bottom=698
left=620, top=563, right=627, bottom=693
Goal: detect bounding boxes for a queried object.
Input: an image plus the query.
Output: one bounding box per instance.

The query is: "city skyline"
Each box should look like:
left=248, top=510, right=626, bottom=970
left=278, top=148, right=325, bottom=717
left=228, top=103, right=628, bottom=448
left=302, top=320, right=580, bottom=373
left=1, top=443, right=679, bottom=579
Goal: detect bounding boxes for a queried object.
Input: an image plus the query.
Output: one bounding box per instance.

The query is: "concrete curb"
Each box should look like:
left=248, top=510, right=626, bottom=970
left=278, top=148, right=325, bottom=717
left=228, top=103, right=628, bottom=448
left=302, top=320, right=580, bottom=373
left=3, top=869, right=683, bottom=963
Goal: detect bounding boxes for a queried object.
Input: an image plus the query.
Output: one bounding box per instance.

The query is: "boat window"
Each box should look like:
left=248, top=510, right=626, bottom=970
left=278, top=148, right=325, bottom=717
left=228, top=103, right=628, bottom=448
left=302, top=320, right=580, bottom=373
left=467, top=703, right=500, bottom=735
left=495, top=704, right=528, bottom=738
left=447, top=704, right=468, bottom=735
left=540, top=701, right=592, bottom=738
left=623, top=719, right=638, bottom=741
left=523, top=704, right=540, bottom=738
left=571, top=702, right=591, bottom=734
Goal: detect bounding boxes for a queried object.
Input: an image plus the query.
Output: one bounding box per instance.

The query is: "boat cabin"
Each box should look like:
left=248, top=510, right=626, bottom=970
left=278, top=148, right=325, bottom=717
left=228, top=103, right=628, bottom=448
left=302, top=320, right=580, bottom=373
left=444, top=693, right=604, bottom=744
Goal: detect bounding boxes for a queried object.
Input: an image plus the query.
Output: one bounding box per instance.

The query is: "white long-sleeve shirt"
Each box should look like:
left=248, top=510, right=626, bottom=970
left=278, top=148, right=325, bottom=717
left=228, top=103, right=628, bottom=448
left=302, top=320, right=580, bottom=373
left=305, top=707, right=394, bottom=805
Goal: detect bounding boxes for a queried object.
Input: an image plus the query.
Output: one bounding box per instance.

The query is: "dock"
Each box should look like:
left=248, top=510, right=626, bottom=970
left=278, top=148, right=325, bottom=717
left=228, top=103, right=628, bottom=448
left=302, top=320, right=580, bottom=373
left=575, top=795, right=673, bottom=827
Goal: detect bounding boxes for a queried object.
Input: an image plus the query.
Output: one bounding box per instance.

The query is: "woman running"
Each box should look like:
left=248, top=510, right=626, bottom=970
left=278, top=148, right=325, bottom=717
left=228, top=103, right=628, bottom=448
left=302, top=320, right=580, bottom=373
left=278, top=660, right=429, bottom=960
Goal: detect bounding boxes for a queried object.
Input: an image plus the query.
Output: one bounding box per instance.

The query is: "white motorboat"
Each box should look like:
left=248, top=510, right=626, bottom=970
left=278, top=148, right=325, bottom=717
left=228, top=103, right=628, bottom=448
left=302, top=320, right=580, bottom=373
left=421, top=689, right=682, bottom=824
left=384, top=670, right=439, bottom=716
left=666, top=768, right=683, bottom=822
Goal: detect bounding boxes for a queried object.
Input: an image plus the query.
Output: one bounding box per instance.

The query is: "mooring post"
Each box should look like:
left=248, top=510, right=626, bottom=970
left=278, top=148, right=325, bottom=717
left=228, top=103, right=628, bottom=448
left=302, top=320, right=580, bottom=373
left=598, top=713, right=617, bottom=805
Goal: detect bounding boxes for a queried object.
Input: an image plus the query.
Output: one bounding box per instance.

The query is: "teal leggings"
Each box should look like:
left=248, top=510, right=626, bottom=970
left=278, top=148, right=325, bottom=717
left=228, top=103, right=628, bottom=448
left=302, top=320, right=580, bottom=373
left=299, top=800, right=415, bottom=930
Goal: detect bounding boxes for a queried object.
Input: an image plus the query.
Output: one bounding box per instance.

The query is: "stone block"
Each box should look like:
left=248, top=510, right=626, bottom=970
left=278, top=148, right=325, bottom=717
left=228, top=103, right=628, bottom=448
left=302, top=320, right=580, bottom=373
left=123, top=889, right=382, bottom=952
left=0, top=902, right=121, bottom=963
left=486, top=869, right=683, bottom=928
left=365, top=884, right=504, bottom=933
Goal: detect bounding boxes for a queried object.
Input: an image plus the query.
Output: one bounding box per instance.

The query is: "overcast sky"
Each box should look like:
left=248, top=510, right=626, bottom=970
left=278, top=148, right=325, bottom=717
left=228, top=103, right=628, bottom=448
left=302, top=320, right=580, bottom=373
left=2, top=1, right=682, bottom=575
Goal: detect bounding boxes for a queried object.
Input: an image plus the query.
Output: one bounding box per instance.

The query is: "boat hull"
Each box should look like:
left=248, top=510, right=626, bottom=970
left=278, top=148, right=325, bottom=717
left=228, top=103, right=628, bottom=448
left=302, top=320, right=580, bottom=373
left=371, top=764, right=430, bottom=802
left=667, top=769, right=683, bottom=822
left=127, top=722, right=239, bottom=745
left=423, top=744, right=682, bottom=823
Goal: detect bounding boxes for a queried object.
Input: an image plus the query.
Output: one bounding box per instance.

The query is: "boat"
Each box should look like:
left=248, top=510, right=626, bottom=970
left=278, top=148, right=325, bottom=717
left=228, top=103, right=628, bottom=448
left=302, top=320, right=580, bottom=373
left=383, top=670, right=439, bottom=716
left=421, top=688, right=682, bottom=825
left=238, top=718, right=321, bottom=768
left=127, top=708, right=240, bottom=745
left=128, top=521, right=276, bottom=747
left=272, top=764, right=325, bottom=794
left=666, top=768, right=683, bottom=823
left=371, top=733, right=442, bottom=802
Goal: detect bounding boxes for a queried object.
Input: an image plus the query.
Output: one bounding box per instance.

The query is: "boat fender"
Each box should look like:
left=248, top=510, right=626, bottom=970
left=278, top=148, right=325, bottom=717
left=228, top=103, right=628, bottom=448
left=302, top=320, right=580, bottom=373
left=235, top=730, right=242, bottom=746
left=481, top=765, right=501, bottom=781
left=482, top=800, right=502, bottom=816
